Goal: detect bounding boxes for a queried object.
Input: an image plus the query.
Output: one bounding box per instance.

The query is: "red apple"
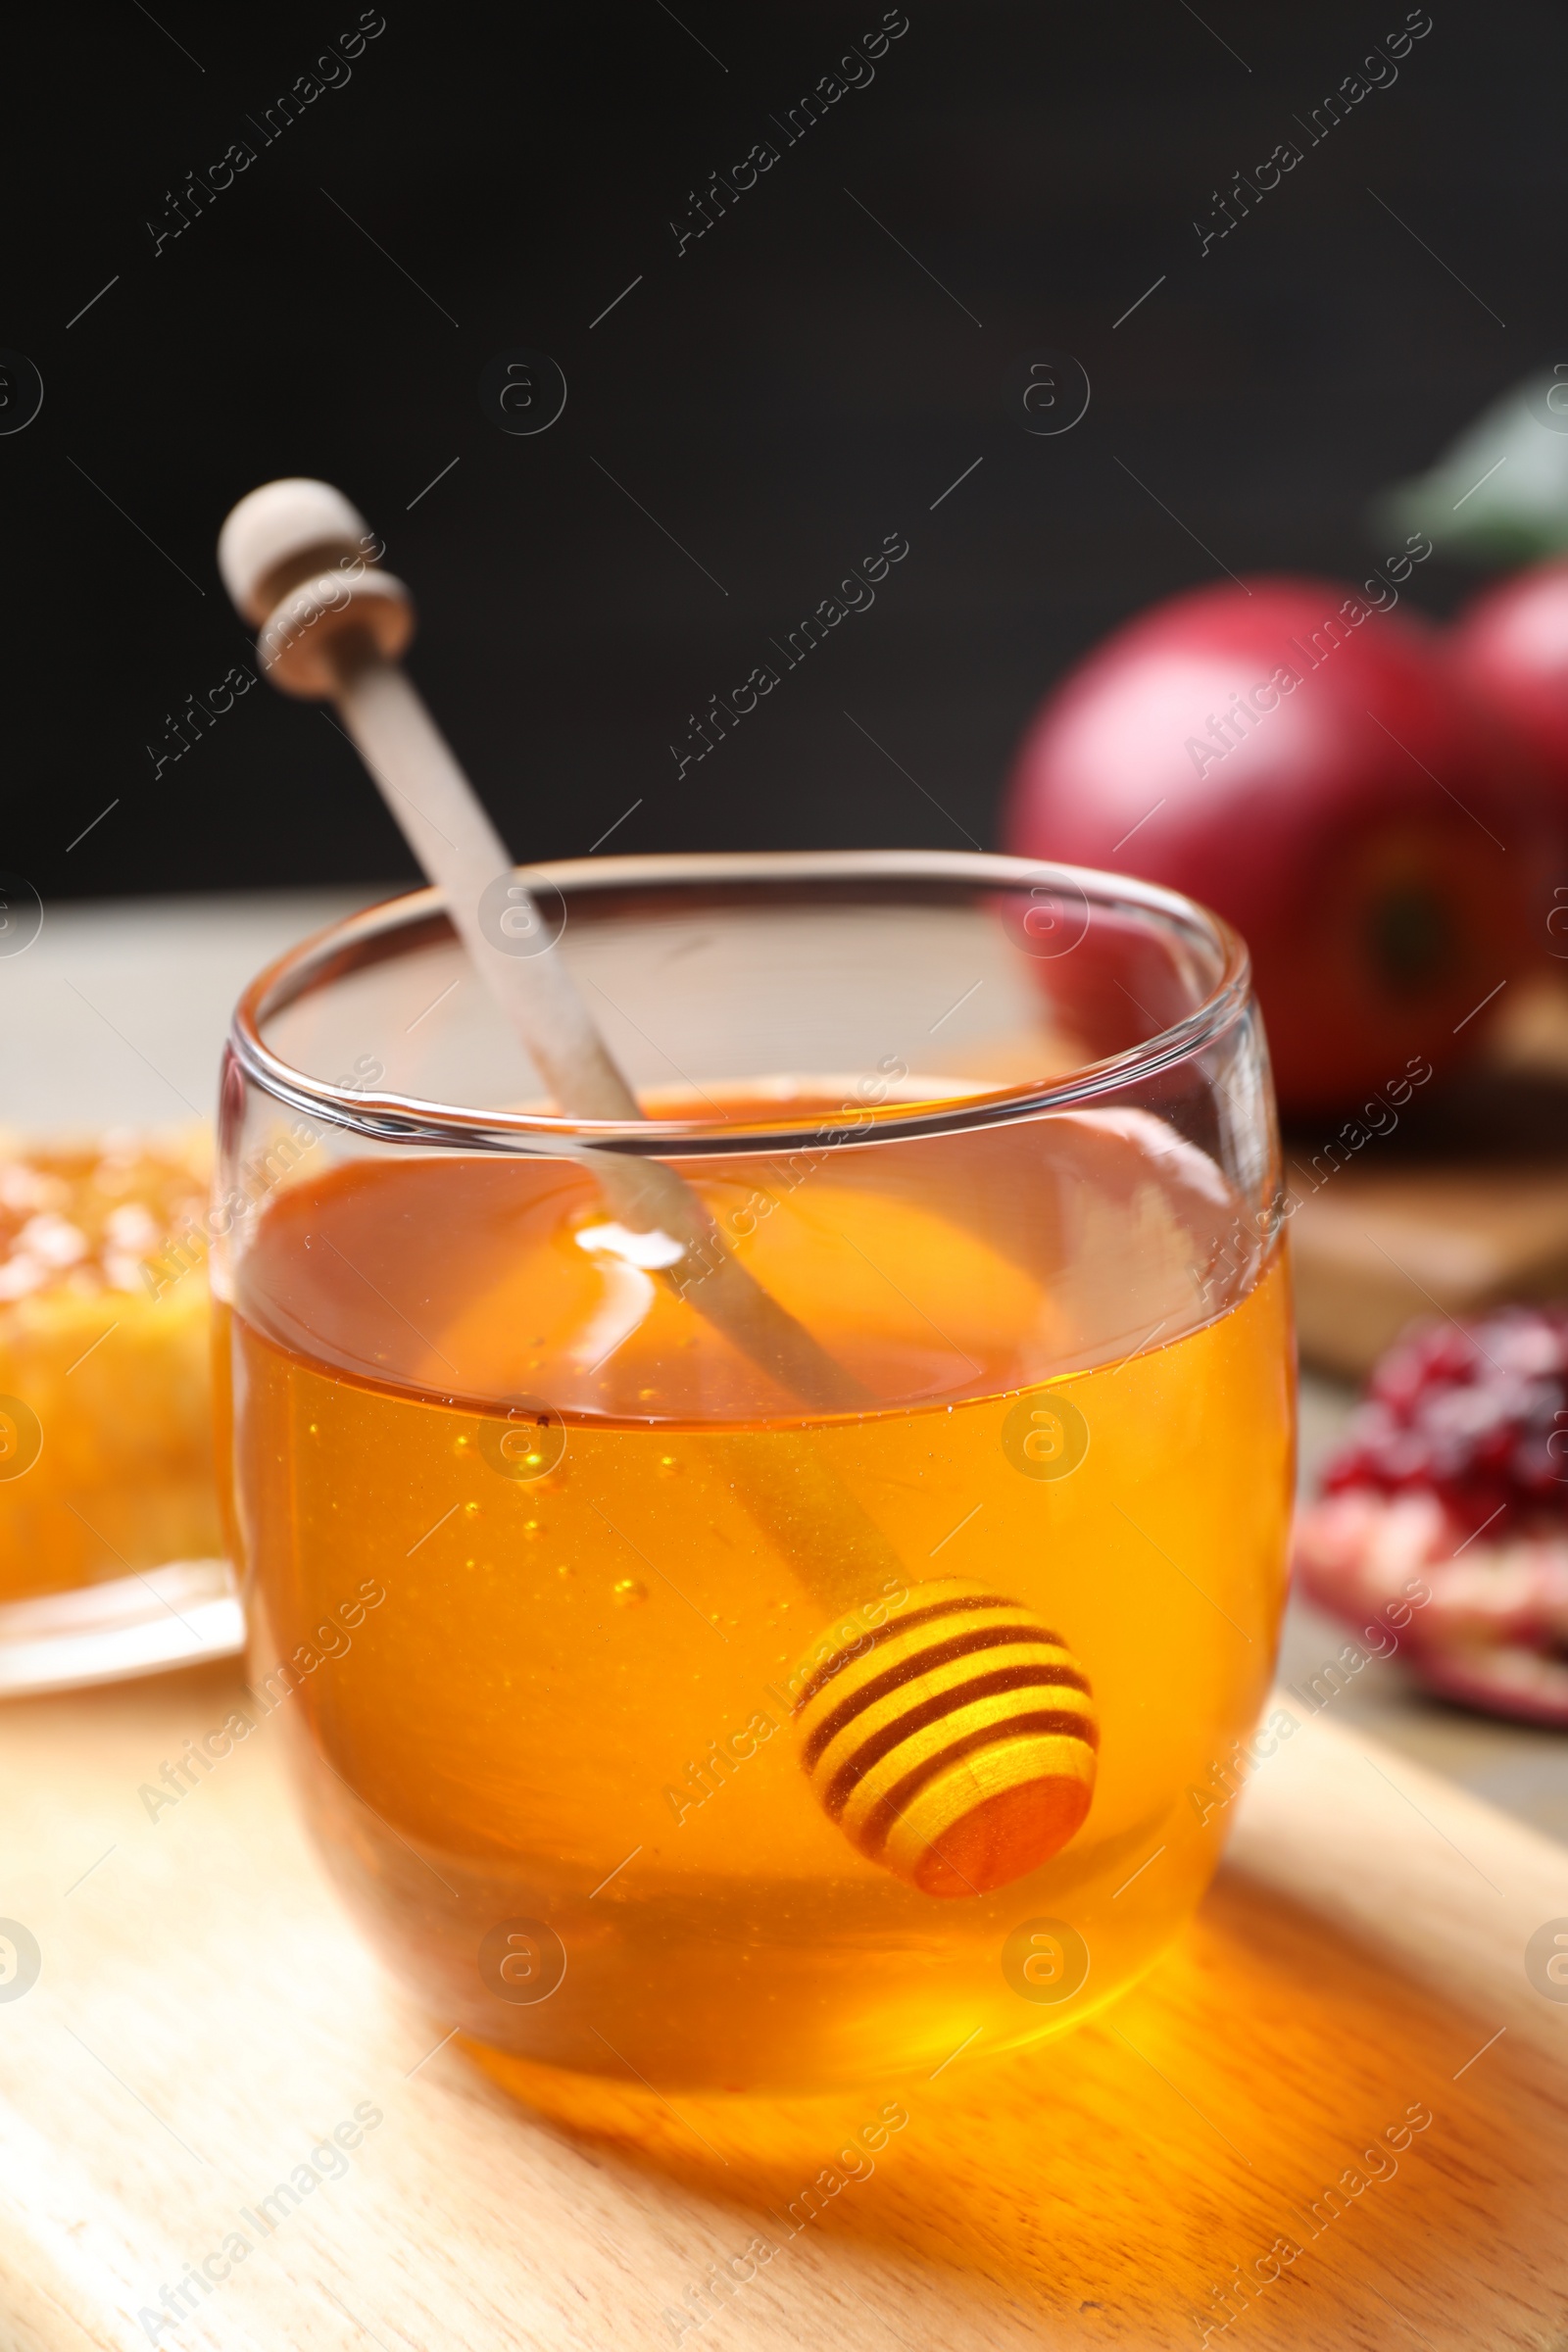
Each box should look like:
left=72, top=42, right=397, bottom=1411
left=1002, top=576, right=1554, bottom=1115
left=1450, top=558, right=1568, bottom=788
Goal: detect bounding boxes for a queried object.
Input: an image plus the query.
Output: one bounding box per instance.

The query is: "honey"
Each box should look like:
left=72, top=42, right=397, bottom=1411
left=221, top=1105, right=1293, bottom=2093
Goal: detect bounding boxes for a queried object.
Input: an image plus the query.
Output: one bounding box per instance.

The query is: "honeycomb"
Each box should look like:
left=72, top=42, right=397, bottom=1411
left=0, top=1132, right=220, bottom=1599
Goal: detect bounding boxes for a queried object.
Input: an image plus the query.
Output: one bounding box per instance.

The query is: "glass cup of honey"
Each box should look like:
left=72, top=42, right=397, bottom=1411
left=215, top=851, right=1294, bottom=2115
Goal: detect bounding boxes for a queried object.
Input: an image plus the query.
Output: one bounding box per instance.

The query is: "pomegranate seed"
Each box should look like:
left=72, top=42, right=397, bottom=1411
left=1323, top=1304, right=1568, bottom=1538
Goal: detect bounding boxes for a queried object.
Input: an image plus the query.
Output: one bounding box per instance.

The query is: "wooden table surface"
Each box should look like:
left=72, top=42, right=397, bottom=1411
left=0, top=1663, right=1563, bottom=2352
left=4, top=893, right=1568, bottom=2350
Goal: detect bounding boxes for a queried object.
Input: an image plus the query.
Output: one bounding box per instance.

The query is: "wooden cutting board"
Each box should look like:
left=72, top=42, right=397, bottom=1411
left=0, top=1660, right=1563, bottom=2352
left=1289, top=1159, right=1568, bottom=1378
left=1288, top=976, right=1568, bottom=1378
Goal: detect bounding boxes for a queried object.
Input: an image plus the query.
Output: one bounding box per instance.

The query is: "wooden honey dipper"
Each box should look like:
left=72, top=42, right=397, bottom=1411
left=218, top=477, right=1099, bottom=1897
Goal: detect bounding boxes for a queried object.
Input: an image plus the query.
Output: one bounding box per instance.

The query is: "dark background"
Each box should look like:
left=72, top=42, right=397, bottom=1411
left=6, top=0, right=1556, bottom=902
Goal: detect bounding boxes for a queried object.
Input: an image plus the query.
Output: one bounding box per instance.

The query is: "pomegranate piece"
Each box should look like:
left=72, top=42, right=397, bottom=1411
left=1296, top=1304, right=1568, bottom=1724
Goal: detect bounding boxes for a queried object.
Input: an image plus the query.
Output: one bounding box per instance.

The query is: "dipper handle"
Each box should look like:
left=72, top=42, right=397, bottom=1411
left=219, top=477, right=867, bottom=1416
left=218, top=478, right=1101, bottom=1898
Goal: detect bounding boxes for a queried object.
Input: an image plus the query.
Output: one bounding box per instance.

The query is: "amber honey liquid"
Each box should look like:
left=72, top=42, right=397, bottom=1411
left=221, top=1105, right=1293, bottom=2095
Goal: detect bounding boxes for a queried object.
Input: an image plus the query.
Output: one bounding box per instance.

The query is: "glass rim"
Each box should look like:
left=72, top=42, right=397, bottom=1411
left=229, top=848, right=1252, bottom=1157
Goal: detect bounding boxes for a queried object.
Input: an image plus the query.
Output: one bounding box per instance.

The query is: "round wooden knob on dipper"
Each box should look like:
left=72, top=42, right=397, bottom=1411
left=219, top=474, right=414, bottom=692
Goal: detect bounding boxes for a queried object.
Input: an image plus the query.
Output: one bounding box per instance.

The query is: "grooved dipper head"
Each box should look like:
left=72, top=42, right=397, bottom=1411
left=792, top=1577, right=1099, bottom=1898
